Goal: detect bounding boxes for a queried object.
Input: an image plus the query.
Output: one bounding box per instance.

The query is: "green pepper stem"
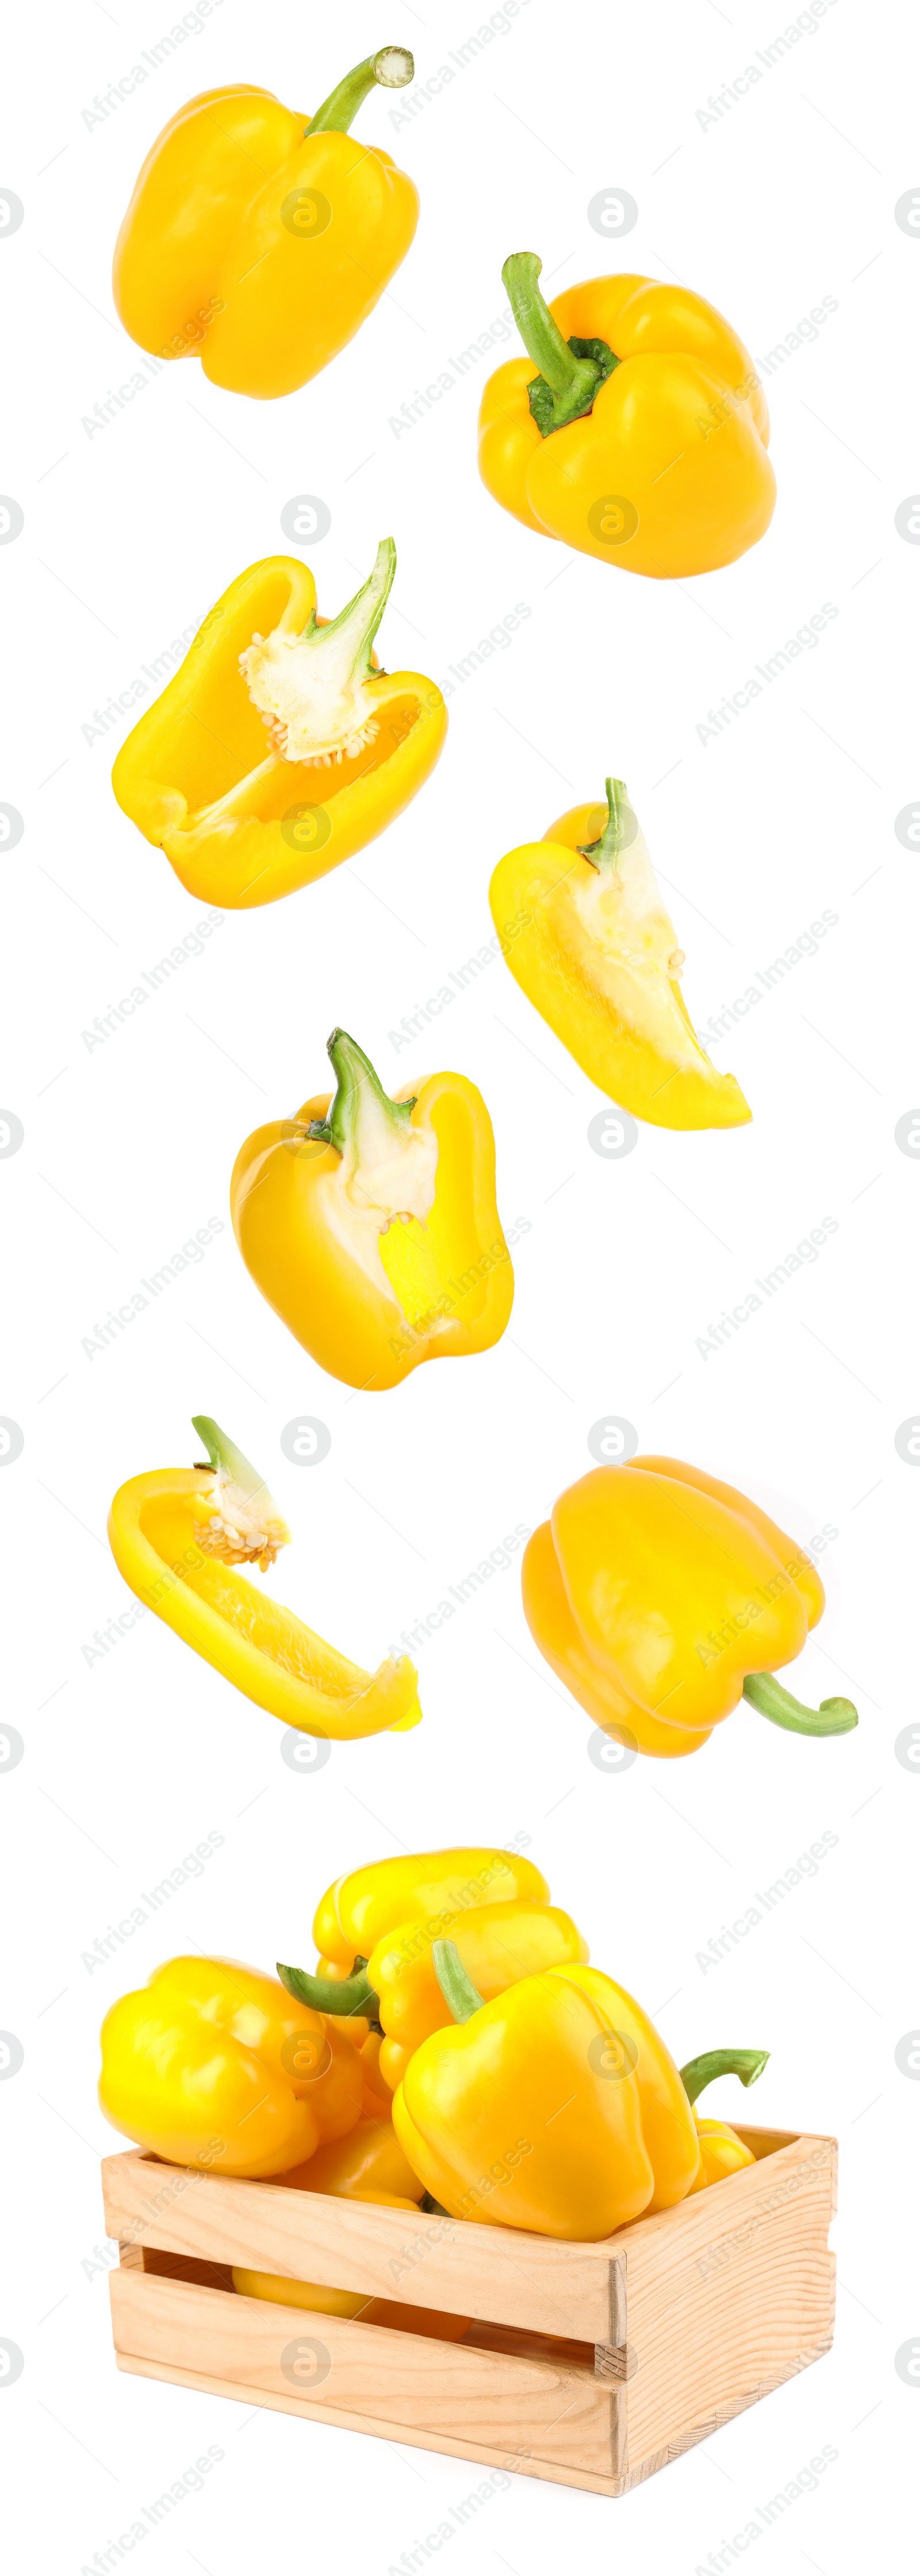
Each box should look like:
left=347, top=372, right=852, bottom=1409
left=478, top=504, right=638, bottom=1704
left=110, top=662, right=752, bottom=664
left=307, top=1028, right=416, bottom=1154
left=306, top=47, right=414, bottom=137
left=277, top=1960, right=381, bottom=2023
left=679, top=2048, right=769, bottom=2109
left=742, top=1673, right=858, bottom=1735
left=577, top=777, right=637, bottom=870
left=191, top=1417, right=263, bottom=1490
left=501, top=252, right=614, bottom=434
left=432, top=1938, right=484, bottom=2025
left=306, top=535, right=396, bottom=683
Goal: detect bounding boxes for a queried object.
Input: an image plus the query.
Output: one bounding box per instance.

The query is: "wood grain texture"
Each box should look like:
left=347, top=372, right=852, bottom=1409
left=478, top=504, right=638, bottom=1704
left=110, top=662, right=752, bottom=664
left=110, top=2269, right=618, bottom=2483
left=102, top=2149, right=620, bottom=2340
left=114, top=2353, right=624, bottom=2497
left=102, top=2125, right=836, bottom=2497
left=618, top=2130, right=836, bottom=2482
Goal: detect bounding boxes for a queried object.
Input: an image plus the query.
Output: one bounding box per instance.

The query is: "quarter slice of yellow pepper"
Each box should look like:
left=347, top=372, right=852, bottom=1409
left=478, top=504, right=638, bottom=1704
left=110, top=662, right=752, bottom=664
left=112, top=541, right=446, bottom=907
left=98, top=1956, right=363, bottom=2178
left=108, top=1415, right=421, bottom=1739
left=312, top=1848, right=550, bottom=1968
left=113, top=49, right=419, bottom=398
left=490, top=776, right=750, bottom=1129
left=479, top=254, right=775, bottom=576
left=522, top=1455, right=858, bottom=1756
left=231, top=1028, right=513, bottom=1390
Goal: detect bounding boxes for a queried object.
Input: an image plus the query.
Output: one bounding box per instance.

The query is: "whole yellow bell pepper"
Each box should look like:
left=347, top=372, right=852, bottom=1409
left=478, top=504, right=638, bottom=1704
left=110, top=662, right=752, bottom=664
left=108, top=1414, right=421, bottom=1739
left=112, top=541, right=446, bottom=907
left=310, top=1847, right=550, bottom=1968
left=98, top=1956, right=363, bottom=2179
left=680, top=2048, right=767, bottom=2192
left=392, top=1943, right=701, bottom=2238
left=113, top=48, right=419, bottom=398
left=479, top=254, right=775, bottom=576
left=490, top=777, right=750, bottom=1130
left=278, top=1897, right=588, bottom=2062
left=231, top=1028, right=513, bottom=1390
left=522, top=1455, right=858, bottom=1758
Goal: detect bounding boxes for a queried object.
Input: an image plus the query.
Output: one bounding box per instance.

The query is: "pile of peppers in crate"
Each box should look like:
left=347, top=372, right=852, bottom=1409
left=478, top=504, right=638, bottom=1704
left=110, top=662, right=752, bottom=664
left=99, top=1846, right=770, bottom=2293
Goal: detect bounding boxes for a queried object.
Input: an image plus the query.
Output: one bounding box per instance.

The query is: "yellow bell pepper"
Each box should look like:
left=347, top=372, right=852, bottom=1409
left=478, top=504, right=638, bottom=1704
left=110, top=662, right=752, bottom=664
left=279, top=2115, right=424, bottom=2205
left=231, top=1028, right=513, bottom=1391
left=522, top=1454, right=858, bottom=1758
left=113, top=48, right=419, bottom=398
left=392, top=1943, right=701, bottom=2238
left=680, top=2049, right=767, bottom=2192
left=108, top=1415, right=421, bottom=1739
left=490, top=777, right=750, bottom=1130
left=278, top=1898, right=588, bottom=2061
left=309, top=1847, right=550, bottom=1968
left=232, top=2266, right=473, bottom=2341
left=98, top=1956, right=363, bottom=2179
left=112, top=542, right=446, bottom=907
left=480, top=254, right=775, bottom=575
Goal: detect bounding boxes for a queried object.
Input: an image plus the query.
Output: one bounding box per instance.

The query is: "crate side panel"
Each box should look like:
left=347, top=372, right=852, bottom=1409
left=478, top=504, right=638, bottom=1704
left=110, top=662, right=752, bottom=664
left=109, top=2269, right=616, bottom=2481
left=621, top=2134, right=836, bottom=2472
left=101, top=2150, right=616, bottom=2340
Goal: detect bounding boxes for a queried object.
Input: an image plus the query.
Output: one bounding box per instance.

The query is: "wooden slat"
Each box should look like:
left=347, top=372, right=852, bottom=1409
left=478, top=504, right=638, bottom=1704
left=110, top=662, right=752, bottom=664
left=115, top=2353, right=624, bottom=2496
left=617, top=2131, right=836, bottom=2479
left=101, top=2150, right=621, bottom=2341
left=110, top=2269, right=618, bottom=2485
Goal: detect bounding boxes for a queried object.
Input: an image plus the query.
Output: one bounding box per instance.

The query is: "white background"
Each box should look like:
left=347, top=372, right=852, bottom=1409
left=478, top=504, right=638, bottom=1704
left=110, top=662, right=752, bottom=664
left=2, top=1, right=915, bottom=2567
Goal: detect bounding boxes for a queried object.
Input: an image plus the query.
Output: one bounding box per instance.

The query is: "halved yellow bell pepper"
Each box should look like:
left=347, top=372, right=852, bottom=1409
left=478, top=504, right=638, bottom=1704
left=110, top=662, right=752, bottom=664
left=108, top=1415, right=421, bottom=1739
left=680, top=2048, right=767, bottom=2192
left=490, top=777, right=750, bottom=1129
left=480, top=254, right=775, bottom=576
left=98, top=1956, right=363, bottom=2178
left=112, top=542, right=446, bottom=907
left=392, top=1943, right=701, bottom=2238
left=522, top=1454, right=858, bottom=1758
left=311, top=1847, right=550, bottom=1968
left=279, top=1897, right=588, bottom=2060
left=231, top=1028, right=513, bottom=1390
left=113, top=48, right=419, bottom=398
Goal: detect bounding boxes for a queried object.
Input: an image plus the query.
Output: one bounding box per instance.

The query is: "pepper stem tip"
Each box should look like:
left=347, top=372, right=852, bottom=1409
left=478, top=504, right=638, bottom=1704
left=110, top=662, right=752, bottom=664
left=743, top=1672, right=858, bottom=1736
left=679, top=2048, right=770, bottom=2109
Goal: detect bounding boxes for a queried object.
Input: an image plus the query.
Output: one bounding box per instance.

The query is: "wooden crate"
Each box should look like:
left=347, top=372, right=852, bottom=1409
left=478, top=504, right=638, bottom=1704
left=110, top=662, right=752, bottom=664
left=102, top=2125, right=836, bottom=2498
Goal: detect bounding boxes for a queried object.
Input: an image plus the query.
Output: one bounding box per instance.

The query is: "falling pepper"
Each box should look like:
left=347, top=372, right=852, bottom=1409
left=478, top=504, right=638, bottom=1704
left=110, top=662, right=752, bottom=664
left=231, top=1029, right=513, bottom=1390
left=108, top=1415, right=421, bottom=1738
left=479, top=254, right=775, bottom=575
left=112, top=542, right=446, bottom=907
left=522, top=1455, right=858, bottom=1758
left=490, top=777, right=751, bottom=1129
left=113, top=48, right=420, bottom=398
